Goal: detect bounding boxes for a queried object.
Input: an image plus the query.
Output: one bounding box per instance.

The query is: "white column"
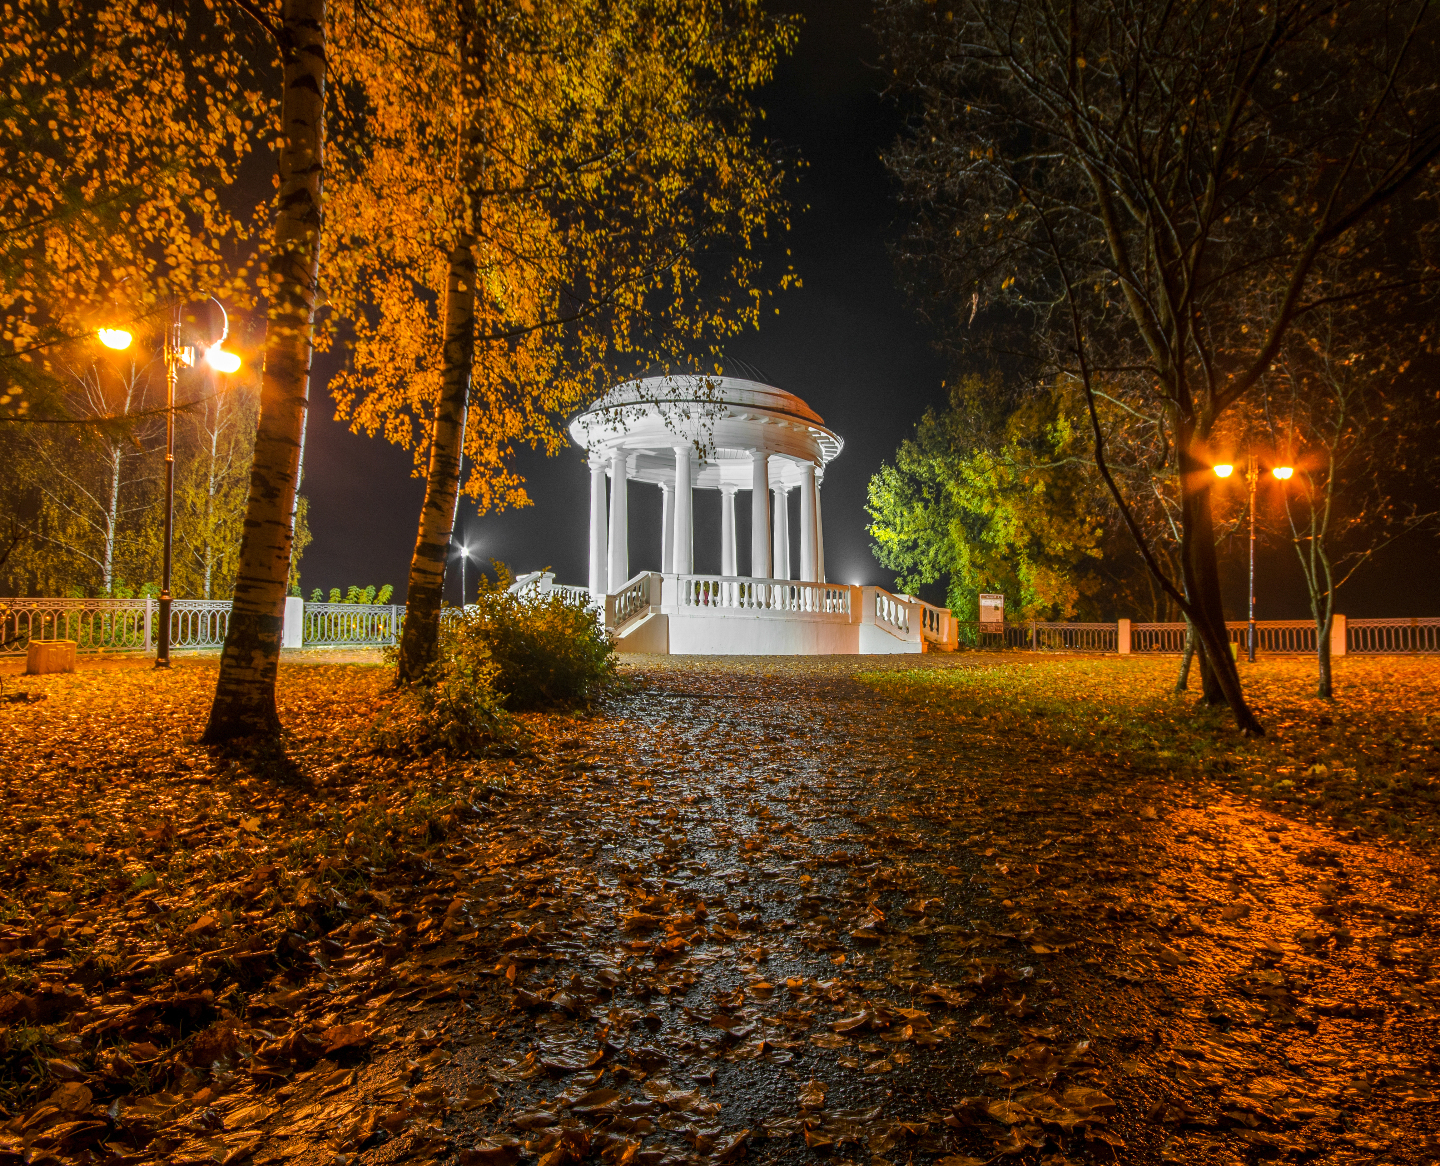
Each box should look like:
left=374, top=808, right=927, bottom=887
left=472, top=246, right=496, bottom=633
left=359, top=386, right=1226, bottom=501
left=672, top=445, right=693, bottom=574
left=660, top=484, right=673, bottom=575
left=750, top=450, right=770, bottom=579
left=720, top=486, right=737, bottom=576
left=815, top=477, right=826, bottom=583
left=799, top=463, right=817, bottom=581
left=588, top=458, right=608, bottom=596
left=773, top=483, right=790, bottom=580
left=607, top=448, right=628, bottom=588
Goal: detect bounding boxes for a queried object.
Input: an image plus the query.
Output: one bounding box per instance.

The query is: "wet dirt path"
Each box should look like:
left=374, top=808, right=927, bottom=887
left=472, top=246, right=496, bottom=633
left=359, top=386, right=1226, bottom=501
left=308, top=658, right=1437, bottom=1166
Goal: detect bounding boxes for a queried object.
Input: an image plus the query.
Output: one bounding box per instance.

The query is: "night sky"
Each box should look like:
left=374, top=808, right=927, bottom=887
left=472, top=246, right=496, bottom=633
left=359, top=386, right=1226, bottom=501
left=298, top=0, right=1438, bottom=622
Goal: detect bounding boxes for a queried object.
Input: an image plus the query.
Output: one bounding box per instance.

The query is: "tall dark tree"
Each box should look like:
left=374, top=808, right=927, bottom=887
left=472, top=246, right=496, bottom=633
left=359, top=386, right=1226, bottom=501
left=878, top=0, right=1440, bottom=734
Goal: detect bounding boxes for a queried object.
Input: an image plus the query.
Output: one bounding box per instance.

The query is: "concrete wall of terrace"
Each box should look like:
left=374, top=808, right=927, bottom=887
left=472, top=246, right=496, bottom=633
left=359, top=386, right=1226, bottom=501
left=569, top=373, right=845, bottom=594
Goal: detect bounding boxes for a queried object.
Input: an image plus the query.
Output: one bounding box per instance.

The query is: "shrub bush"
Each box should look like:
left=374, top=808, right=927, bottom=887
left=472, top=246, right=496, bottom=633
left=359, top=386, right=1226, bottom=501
left=461, top=570, right=618, bottom=710
left=371, top=622, right=510, bottom=757
left=369, top=568, right=614, bottom=756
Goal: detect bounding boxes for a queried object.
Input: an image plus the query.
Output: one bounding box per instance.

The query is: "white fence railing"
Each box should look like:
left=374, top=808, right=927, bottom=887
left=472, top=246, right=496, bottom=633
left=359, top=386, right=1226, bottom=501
left=676, top=575, right=852, bottom=616
left=609, top=572, right=660, bottom=629
left=508, top=571, right=597, bottom=609
left=872, top=589, right=911, bottom=637
left=1, top=597, right=401, bottom=654
left=304, top=603, right=402, bottom=648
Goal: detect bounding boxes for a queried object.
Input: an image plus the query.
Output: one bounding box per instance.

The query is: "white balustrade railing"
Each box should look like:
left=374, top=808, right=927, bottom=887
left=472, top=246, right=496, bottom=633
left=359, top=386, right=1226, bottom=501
left=610, top=572, right=661, bottom=629
left=676, top=575, right=851, bottom=616
left=915, top=600, right=952, bottom=646
left=872, top=589, right=910, bottom=636
left=508, top=571, right=597, bottom=610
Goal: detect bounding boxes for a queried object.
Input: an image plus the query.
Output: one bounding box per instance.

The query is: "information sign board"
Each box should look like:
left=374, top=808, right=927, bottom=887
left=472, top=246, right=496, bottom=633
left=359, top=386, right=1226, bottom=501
left=979, top=593, right=1004, bottom=628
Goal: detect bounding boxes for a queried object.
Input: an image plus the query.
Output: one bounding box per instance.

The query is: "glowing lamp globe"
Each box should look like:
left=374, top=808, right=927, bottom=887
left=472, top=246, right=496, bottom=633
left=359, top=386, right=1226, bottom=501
left=1272, top=465, right=1293, bottom=480
left=205, top=345, right=242, bottom=374
left=1213, top=463, right=1235, bottom=478
left=97, top=328, right=132, bottom=350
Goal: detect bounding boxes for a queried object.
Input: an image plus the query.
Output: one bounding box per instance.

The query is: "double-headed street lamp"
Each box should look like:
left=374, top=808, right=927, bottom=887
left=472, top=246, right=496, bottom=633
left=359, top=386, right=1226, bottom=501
left=1214, top=454, right=1293, bottom=663
left=96, top=302, right=242, bottom=667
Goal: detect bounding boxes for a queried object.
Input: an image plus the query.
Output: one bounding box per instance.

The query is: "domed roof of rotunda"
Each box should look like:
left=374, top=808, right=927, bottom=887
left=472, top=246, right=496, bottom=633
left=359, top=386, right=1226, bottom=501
left=568, top=360, right=842, bottom=486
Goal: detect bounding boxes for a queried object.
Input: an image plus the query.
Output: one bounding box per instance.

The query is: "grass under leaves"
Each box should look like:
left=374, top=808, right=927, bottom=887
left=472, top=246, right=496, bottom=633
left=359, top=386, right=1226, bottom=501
left=860, top=654, right=1440, bottom=843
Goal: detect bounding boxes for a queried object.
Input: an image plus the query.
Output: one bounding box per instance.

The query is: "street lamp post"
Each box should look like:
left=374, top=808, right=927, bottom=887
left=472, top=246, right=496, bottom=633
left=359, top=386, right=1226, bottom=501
left=1244, top=453, right=1257, bottom=662
left=153, top=301, right=241, bottom=667
left=156, top=317, right=184, bottom=667
left=1214, top=455, right=1293, bottom=665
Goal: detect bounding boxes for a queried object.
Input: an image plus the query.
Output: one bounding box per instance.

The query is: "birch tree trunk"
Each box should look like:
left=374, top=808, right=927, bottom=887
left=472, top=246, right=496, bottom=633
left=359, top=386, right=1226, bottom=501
left=203, top=0, right=326, bottom=743
left=395, top=242, right=475, bottom=682
left=103, top=441, right=121, bottom=593
left=395, top=3, right=485, bottom=685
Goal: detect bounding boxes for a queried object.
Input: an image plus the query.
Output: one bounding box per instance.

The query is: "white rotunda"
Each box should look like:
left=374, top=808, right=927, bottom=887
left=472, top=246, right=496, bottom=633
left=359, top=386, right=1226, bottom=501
left=517, top=365, right=957, bottom=655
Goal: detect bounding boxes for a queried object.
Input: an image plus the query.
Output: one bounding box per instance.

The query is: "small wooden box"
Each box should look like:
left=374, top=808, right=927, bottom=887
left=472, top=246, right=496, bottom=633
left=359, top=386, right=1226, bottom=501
left=26, top=640, right=77, bottom=675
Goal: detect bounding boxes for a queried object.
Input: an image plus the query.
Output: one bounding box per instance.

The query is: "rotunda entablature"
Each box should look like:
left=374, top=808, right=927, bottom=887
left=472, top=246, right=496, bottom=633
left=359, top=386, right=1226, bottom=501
left=568, top=374, right=842, bottom=490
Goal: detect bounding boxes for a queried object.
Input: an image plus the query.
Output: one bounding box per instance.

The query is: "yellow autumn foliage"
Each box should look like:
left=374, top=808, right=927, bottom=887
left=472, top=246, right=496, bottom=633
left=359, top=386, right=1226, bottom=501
left=323, top=0, right=799, bottom=513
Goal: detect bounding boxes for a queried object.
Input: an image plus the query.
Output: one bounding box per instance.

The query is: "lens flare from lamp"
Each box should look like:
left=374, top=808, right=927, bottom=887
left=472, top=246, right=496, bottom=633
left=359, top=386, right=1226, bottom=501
left=205, top=346, right=242, bottom=373
left=1272, top=466, right=1294, bottom=480
left=1213, top=463, right=1235, bottom=478
left=97, top=328, right=132, bottom=350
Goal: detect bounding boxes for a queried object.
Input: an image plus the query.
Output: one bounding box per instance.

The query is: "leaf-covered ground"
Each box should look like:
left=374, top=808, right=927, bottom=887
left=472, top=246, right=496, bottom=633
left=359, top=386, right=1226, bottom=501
left=0, top=652, right=1436, bottom=1166
left=862, top=655, right=1440, bottom=842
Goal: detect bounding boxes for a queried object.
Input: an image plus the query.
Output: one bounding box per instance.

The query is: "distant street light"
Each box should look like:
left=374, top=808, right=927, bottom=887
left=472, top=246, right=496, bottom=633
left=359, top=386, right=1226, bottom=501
left=453, top=540, right=478, bottom=608
left=97, top=328, right=133, bottom=351
left=1215, top=454, right=1294, bottom=662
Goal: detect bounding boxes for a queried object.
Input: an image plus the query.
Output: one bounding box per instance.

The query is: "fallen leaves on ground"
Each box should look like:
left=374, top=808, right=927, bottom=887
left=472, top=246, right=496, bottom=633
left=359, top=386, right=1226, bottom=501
left=863, top=654, right=1440, bottom=841
left=0, top=652, right=1435, bottom=1165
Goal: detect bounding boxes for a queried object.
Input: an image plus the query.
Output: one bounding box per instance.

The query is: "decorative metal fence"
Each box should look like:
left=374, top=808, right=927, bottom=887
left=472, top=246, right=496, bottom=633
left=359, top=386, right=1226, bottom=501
left=304, top=603, right=402, bottom=648
left=1132, top=622, right=1189, bottom=653
left=952, top=622, right=1010, bottom=650
left=1348, top=617, right=1440, bottom=654
left=1, top=597, right=400, bottom=655
left=1225, top=620, right=1317, bottom=654
left=1, top=597, right=150, bottom=653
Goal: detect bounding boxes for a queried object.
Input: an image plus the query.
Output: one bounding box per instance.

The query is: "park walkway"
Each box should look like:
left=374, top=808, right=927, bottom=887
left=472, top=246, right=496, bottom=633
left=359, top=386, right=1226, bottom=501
left=347, top=657, right=1436, bottom=1165
left=0, top=656, right=1434, bottom=1165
